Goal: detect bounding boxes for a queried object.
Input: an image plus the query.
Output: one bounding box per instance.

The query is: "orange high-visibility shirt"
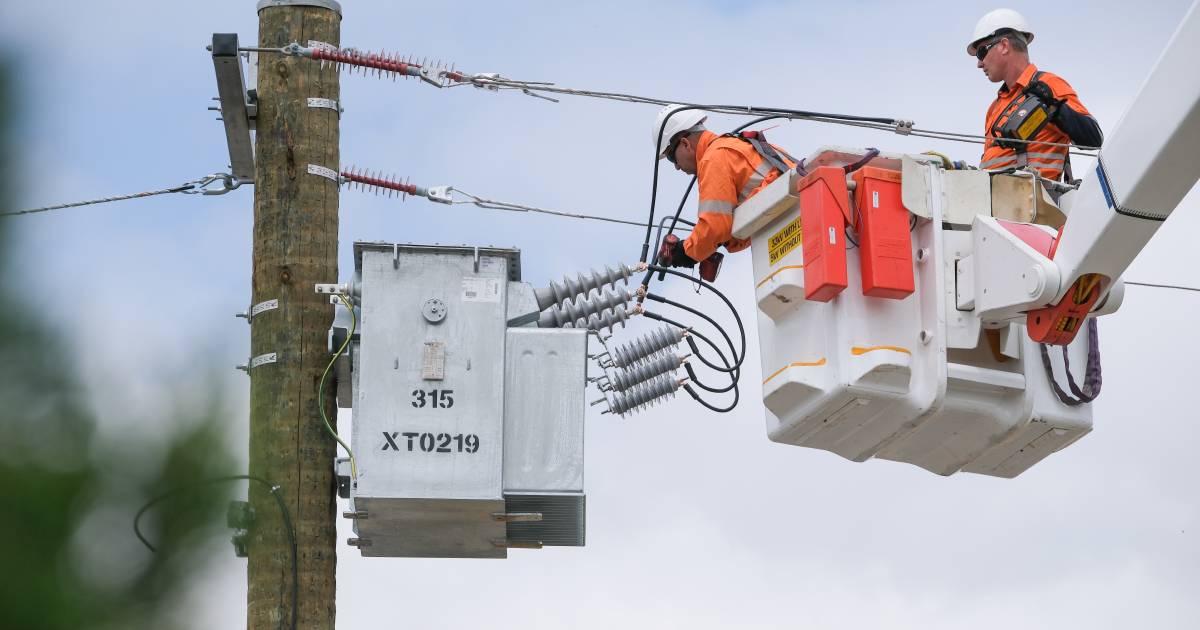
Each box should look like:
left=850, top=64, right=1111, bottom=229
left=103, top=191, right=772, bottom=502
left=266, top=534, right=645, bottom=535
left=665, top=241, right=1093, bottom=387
left=684, top=131, right=797, bottom=261
left=980, top=64, right=1092, bottom=181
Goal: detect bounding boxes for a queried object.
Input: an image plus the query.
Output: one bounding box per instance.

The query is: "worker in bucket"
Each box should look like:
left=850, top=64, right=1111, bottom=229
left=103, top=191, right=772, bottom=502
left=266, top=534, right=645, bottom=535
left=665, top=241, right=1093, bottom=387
left=971, top=9, right=1104, bottom=405
left=970, top=8, right=1103, bottom=182
left=653, top=105, right=798, bottom=274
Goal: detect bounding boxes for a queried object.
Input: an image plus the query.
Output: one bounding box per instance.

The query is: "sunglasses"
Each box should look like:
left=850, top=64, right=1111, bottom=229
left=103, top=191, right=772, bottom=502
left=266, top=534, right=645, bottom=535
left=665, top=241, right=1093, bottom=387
left=664, top=135, right=683, bottom=164
left=975, top=40, right=999, bottom=61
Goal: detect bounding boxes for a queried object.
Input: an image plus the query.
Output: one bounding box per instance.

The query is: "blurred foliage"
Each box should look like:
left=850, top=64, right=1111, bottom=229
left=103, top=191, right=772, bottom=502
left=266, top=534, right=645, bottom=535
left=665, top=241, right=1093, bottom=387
left=0, top=62, right=238, bottom=630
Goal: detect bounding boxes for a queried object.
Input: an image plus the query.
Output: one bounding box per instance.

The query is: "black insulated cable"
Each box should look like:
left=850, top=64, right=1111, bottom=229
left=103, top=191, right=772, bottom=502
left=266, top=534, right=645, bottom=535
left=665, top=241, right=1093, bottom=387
left=642, top=310, right=740, bottom=412
left=685, top=334, right=741, bottom=375
left=647, top=265, right=747, bottom=371
left=684, top=362, right=735, bottom=393
left=133, top=475, right=299, bottom=630
left=685, top=382, right=740, bottom=413
left=645, top=292, right=742, bottom=373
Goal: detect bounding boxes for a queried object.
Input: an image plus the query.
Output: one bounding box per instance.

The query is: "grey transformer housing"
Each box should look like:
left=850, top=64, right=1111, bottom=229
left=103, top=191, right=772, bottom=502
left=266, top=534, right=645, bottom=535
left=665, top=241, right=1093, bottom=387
left=332, top=242, right=587, bottom=558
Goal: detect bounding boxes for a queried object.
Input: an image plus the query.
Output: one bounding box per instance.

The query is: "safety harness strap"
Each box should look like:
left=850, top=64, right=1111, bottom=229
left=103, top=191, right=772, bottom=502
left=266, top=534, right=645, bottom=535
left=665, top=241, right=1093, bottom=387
left=1038, top=318, right=1102, bottom=406
left=725, top=131, right=795, bottom=177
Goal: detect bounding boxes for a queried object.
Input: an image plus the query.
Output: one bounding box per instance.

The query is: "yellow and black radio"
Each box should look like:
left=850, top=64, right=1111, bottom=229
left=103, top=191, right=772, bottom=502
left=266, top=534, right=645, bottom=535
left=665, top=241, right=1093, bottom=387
left=992, top=73, right=1060, bottom=150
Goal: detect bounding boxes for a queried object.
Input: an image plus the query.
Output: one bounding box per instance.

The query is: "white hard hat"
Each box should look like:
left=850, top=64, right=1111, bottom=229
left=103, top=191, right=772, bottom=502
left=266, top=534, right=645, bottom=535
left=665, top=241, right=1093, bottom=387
left=968, top=8, right=1034, bottom=55
left=652, top=104, right=708, bottom=159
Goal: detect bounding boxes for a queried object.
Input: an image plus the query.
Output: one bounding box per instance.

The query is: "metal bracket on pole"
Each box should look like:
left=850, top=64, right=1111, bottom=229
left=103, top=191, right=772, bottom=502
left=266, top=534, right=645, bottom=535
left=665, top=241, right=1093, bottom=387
left=306, top=97, right=342, bottom=116
left=237, top=298, right=280, bottom=323
left=237, top=352, right=279, bottom=374
left=307, top=164, right=341, bottom=183
left=211, top=33, right=257, bottom=183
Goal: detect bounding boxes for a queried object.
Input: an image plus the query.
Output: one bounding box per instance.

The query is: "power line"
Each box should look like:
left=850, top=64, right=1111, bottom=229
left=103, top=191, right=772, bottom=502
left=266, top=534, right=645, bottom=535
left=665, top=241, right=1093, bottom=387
left=449, top=187, right=670, bottom=229
left=1125, top=280, right=1200, bottom=293
left=4, top=183, right=196, bottom=217
left=1, top=172, right=241, bottom=218
left=260, top=41, right=1102, bottom=155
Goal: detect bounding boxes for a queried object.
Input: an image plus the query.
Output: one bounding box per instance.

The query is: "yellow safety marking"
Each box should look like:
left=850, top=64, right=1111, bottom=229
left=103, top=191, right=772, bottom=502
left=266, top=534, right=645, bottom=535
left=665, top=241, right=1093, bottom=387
left=755, top=265, right=804, bottom=289
left=850, top=345, right=912, bottom=356
left=762, top=358, right=827, bottom=385
left=767, top=214, right=803, bottom=265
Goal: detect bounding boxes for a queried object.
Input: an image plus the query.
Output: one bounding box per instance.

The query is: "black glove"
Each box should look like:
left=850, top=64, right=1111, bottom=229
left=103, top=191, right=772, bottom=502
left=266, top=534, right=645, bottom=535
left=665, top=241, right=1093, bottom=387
left=1026, top=80, right=1062, bottom=112
left=666, top=237, right=697, bottom=268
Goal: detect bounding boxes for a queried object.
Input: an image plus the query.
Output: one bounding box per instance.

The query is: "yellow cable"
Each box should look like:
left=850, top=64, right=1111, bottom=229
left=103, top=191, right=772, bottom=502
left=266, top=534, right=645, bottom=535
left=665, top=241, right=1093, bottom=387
left=922, top=150, right=954, bottom=169
left=319, top=294, right=358, bottom=479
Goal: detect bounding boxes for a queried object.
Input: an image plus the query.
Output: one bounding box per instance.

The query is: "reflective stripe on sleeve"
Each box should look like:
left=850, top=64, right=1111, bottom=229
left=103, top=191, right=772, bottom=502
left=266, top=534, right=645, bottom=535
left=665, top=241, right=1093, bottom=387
left=738, top=173, right=764, bottom=203
left=737, top=160, right=776, bottom=203
left=698, top=199, right=736, bottom=215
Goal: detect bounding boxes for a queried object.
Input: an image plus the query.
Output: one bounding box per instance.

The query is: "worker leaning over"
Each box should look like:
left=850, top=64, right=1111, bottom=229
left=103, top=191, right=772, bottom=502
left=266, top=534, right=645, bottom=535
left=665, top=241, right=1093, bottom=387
left=653, top=106, right=798, bottom=269
left=970, top=9, right=1103, bottom=182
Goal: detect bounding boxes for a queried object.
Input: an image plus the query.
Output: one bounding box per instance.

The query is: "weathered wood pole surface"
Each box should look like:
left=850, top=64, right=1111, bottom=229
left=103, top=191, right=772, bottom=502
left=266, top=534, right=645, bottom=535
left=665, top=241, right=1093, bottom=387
left=249, top=1, right=341, bottom=628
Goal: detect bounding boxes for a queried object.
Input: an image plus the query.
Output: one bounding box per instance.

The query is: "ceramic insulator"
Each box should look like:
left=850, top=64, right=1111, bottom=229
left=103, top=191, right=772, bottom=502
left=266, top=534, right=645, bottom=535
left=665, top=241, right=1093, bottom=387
left=534, top=263, right=634, bottom=310
left=538, top=287, right=631, bottom=329
left=610, top=326, right=686, bottom=369
left=605, top=375, right=680, bottom=416
left=565, top=306, right=631, bottom=334
left=608, top=354, right=683, bottom=392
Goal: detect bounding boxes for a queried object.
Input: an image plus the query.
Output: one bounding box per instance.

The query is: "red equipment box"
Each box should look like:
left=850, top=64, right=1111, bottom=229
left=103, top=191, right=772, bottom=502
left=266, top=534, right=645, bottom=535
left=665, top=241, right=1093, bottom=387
left=798, top=166, right=850, bottom=302
left=851, top=166, right=914, bottom=299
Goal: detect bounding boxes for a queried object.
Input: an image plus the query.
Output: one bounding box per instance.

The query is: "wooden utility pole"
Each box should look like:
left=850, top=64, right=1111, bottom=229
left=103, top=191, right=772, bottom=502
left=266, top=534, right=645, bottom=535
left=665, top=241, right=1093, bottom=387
left=249, top=1, right=341, bottom=628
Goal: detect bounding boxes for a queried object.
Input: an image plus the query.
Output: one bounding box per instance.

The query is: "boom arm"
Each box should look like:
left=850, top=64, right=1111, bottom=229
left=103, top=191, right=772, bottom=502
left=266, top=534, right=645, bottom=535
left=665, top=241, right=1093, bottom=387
left=1048, top=2, right=1200, bottom=308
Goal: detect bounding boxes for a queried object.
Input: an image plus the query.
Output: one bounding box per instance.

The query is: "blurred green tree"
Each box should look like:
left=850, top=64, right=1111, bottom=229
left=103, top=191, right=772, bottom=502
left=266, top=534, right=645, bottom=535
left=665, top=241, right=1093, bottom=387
left=0, top=62, right=242, bottom=630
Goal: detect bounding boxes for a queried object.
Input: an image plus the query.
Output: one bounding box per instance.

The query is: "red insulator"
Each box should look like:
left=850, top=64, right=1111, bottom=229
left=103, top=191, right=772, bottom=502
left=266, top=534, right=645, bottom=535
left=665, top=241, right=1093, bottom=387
left=340, top=169, right=417, bottom=197
left=308, top=47, right=419, bottom=77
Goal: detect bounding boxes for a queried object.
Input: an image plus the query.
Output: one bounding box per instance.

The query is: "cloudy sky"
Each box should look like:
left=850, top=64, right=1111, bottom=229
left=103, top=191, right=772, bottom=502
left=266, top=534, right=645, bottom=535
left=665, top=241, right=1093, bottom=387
left=3, top=0, right=1198, bottom=628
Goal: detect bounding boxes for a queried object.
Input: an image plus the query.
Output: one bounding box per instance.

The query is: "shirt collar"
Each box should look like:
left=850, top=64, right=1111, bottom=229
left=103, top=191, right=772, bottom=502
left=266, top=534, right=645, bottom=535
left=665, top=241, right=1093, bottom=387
left=694, top=130, right=717, bottom=164
left=1000, top=63, right=1039, bottom=95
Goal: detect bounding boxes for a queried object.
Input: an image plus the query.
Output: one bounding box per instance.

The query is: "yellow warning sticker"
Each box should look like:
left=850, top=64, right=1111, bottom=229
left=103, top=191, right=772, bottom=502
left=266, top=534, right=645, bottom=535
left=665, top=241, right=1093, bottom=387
left=767, top=214, right=803, bottom=265
left=1017, top=107, right=1048, bottom=139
